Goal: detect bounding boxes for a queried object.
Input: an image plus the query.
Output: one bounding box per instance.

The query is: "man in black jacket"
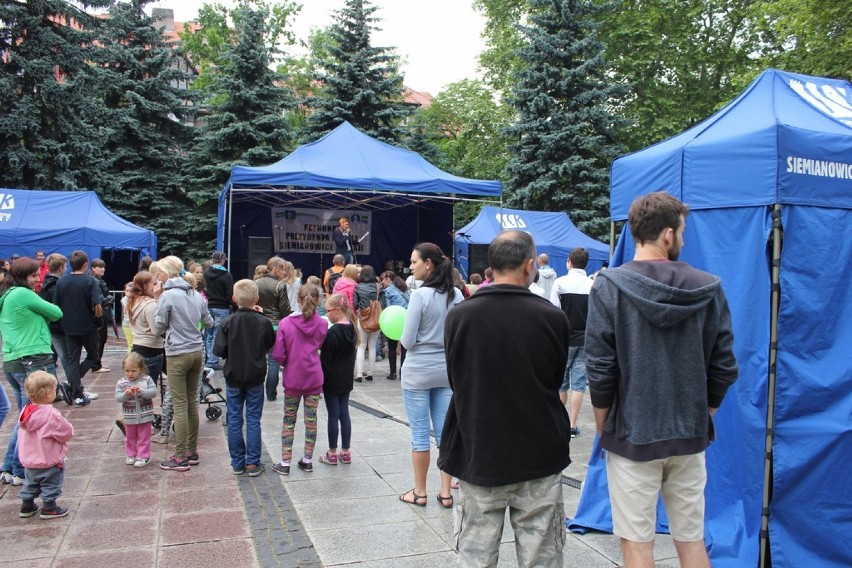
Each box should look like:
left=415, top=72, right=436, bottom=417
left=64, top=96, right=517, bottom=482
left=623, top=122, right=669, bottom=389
left=439, top=230, right=571, bottom=567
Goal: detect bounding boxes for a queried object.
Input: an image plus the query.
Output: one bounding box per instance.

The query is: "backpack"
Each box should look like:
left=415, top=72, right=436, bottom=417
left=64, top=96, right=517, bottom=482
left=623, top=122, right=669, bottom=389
left=327, top=268, right=343, bottom=293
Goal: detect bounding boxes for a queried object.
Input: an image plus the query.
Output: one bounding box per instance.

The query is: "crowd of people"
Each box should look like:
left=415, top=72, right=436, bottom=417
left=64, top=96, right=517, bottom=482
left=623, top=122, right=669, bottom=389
left=0, top=193, right=738, bottom=568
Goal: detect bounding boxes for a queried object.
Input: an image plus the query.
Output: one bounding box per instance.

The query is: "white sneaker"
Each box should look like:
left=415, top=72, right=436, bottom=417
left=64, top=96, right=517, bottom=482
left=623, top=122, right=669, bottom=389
left=84, top=390, right=99, bottom=400
left=11, top=475, right=24, bottom=486
left=93, top=367, right=110, bottom=373
left=134, top=458, right=149, bottom=467
left=0, top=471, right=12, bottom=484
left=126, top=457, right=136, bottom=465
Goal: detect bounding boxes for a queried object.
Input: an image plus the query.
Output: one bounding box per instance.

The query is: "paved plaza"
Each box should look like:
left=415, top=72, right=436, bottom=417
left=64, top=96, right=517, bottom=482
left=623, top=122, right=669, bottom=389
left=0, top=344, right=679, bottom=566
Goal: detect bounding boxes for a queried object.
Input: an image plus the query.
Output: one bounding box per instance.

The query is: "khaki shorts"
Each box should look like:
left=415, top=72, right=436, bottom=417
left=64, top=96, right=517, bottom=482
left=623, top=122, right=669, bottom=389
left=605, top=451, right=706, bottom=542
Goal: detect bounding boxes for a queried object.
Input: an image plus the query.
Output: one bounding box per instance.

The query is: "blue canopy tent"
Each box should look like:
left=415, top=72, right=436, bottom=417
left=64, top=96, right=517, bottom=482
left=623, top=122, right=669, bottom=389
left=569, top=69, right=852, bottom=567
left=0, top=188, right=157, bottom=274
left=217, top=122, right=502, bottom=279
left=453, top=206, right=609, bottom=279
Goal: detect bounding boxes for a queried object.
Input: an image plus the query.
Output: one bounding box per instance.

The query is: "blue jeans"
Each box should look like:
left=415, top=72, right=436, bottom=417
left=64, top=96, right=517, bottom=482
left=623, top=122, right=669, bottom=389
left=402, top=387, right=452, bottom=452
left=3, top=361, right=56, bottom=477
left=133, top=350, right=164, bottom=386
left=51, top=334, right=71, bottom=380
left=205, top=308, right=230, bottom=367
left=559, top=345, right=588, bottom=393
left=324, top=392, right=351, bottom=450
left=0, top=379, right=9, bottom=430
left=265, top=354, right=280, bottom=401
left=226, top=383, right=265, bottom=470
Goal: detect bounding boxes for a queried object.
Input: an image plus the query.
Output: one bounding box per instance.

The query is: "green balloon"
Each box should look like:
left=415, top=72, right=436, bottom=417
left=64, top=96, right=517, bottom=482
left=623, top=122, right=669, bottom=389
left=379, top=305, right=407, bottom=340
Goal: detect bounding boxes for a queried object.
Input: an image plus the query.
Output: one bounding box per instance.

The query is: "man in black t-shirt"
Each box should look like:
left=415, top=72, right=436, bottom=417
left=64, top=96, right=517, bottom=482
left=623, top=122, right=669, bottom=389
left=53, top=250, right=102, bottom=406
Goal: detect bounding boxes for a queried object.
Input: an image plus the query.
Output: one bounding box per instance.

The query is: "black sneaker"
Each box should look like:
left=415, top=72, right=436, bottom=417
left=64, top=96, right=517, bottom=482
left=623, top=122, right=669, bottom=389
left=297, top=459, right=313, bottom=473
left=246, top=463, right=265, bottom=477
left=272, top=463, right=290, bottom=476
left=20, top=500, right=39, bottom=518
left=570, top=427, right=580, bottom=438
left=186, top=452, right=200, bottom=465
left=39, top=504, right=69, bottom=519
left=354, top=376, right=362, bottom=383
left=160, top=455, right=190, bottom=472
left=365, top=375, right=373, bottom=382
left=386, top=373, right=397, bottom=380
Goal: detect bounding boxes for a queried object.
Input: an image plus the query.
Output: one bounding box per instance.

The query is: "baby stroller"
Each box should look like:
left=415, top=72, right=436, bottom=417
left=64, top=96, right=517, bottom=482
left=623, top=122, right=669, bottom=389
left=199, top=366, right=226, bottom=421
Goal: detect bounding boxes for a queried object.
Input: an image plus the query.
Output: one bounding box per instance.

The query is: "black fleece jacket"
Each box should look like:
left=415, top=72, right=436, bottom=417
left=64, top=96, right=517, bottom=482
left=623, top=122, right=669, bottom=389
left=438, top=284, right=572, bottom=487
left=213, top=308, right=275, bottom=387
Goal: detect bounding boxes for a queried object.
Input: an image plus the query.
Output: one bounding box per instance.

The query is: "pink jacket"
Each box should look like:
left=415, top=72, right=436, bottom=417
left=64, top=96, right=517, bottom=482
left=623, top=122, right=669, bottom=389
left=272, top=313, right=328, bottom=396
left=18, top=403, right=74, bottom=469
left=332, top=277, right=356, bottom=309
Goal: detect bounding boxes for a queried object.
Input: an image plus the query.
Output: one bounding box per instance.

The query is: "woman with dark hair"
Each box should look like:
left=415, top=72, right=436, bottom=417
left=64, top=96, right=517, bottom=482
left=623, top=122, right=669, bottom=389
left=0, top=257, right=62, bottom=486
left=353, top=265, right=380, bottom=382
left=379, top=270, right=409, bottom=381
left=398, top=243, right=463, bottom=508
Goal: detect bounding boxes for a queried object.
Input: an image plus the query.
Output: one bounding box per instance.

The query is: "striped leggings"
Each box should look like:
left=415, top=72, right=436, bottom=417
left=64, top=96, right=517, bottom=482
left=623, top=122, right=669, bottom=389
left=281, top=394, right=320, bottom=463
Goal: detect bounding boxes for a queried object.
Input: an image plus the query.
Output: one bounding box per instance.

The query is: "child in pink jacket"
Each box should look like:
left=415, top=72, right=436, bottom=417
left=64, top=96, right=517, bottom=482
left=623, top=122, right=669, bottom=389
left=271, top=283, right=327, bottom=476
left=18, top=371, right=74, bottom=519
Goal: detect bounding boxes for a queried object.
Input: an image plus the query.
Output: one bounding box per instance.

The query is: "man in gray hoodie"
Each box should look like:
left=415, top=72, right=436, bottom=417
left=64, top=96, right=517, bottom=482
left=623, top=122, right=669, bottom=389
left=586, top=192, right=738, bottom=568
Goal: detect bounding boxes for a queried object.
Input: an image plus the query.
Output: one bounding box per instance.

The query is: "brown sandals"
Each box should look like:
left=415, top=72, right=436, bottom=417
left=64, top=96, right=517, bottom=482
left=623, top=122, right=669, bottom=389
left=437, top=493, right=454, bottom=509
left=399, top=488, right=427, bottom=507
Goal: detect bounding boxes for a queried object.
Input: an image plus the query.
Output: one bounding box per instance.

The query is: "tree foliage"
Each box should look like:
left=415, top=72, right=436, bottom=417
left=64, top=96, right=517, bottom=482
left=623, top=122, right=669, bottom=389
left=178, top=0, right=300, bottom=94
left=300, top=0, right=414, bottom=144
left=183, top=3, right=297, bottom=258
left=95, top=0, right=198, bottom=255
left=0, top=0, right=112, bottom=191
left=503, top=0, right=628, bottom=240
left=759, top=0, right=852, bottom=80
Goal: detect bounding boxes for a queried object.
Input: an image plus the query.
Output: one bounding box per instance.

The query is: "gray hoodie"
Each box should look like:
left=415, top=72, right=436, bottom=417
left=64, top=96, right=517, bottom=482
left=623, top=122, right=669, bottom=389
left=153, top=278, right=214, bottom=356
left=585, top=261, right=738, bottom=462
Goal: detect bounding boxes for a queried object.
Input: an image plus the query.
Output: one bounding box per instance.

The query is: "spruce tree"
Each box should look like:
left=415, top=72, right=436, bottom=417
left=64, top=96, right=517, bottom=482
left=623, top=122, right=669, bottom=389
left=94, top=0, right=197, bottom=256
left=0, top=0, right=112, bottom=191
left=503, top=0, right=628, bottom=240
left=301, top=0, right=414, bottom=144
left=184, top=4, right=296, bottom=259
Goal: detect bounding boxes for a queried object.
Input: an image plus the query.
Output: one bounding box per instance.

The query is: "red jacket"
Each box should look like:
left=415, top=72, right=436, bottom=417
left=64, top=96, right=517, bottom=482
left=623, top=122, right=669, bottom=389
left=35, top=261, right=49, bottom=293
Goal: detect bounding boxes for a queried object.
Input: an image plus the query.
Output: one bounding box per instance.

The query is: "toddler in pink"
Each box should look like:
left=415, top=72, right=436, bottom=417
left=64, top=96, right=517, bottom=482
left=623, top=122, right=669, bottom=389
left=18, top=371, right=74, bottom=519
left=115, top=352, right=158, bottom=467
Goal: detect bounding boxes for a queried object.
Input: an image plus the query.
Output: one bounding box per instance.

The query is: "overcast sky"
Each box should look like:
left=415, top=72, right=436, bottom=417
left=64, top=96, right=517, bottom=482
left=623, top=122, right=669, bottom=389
left=145, top=0, right=487, bottom=95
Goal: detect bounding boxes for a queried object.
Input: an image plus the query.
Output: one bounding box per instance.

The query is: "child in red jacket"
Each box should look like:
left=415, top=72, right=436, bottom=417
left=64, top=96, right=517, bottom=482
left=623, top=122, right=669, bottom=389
left=18, top=371, right=74, bottom=519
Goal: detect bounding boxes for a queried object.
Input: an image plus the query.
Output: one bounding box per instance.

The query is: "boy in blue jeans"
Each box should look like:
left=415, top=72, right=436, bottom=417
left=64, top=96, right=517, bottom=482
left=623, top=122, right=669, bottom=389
left=213, top=279, right=275, bottom=476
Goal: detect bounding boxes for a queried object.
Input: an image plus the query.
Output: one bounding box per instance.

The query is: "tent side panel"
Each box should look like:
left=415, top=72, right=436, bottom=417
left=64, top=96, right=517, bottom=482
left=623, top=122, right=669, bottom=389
left=771, top=206, right=852, bottom=568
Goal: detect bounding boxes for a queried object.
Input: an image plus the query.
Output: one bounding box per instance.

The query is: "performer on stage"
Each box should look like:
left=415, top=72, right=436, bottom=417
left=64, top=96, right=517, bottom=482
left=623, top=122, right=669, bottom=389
left=332, top=217, right=358, bottom=265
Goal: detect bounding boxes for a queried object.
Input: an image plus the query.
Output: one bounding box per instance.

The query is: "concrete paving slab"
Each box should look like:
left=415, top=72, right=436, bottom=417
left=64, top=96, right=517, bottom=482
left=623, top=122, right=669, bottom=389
left=310, top=519, right=451, bottom=565
left=53, top=548, right=157, bottom=568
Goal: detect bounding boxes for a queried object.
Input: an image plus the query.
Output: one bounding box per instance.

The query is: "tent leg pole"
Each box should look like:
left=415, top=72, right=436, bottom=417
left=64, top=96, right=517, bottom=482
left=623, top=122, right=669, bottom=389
left=610, top=221, right=616, bottom=258
left=226, top=184, right=233, bottom=270
left=759, top=204, right=782, bottom=568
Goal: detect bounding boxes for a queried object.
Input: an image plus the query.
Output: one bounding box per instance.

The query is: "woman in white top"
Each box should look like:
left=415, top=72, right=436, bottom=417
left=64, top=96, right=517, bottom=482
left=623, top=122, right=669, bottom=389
left=398, top=243, right=463, bottom=509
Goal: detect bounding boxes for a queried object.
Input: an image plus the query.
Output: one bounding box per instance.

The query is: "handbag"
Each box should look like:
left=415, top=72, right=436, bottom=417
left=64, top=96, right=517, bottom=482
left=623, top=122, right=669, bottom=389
left=359, top=283, right=383, bottom=332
